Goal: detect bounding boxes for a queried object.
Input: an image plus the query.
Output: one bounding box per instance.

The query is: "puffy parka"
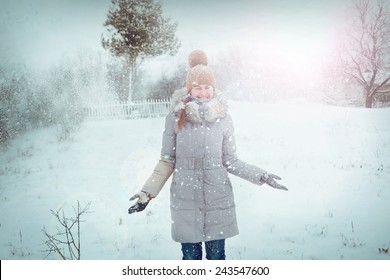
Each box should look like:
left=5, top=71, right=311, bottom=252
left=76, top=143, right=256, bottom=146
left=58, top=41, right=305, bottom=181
left=142, top=89, right=266, bottom=243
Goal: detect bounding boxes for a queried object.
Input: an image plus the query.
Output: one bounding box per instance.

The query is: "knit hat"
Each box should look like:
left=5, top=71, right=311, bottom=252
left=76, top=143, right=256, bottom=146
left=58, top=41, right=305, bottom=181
left=186, top=50, right=216, bottom=93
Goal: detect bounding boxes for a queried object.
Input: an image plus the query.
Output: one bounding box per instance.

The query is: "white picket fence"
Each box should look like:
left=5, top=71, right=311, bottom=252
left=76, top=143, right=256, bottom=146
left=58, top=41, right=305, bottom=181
left=84, top=98, right=171, bottom=120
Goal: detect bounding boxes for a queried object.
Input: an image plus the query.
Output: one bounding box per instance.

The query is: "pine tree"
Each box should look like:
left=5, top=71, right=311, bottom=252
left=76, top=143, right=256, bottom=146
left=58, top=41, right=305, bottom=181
left=102, top=0, right=180, bottom=101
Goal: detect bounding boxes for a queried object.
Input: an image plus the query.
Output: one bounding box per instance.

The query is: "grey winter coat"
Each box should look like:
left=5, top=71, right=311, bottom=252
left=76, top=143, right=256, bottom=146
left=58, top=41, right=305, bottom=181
left=143, top=89, right=267, bottom=243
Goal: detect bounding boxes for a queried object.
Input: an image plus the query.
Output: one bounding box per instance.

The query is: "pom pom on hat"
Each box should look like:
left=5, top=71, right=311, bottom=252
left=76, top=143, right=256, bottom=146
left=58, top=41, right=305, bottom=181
left=188, top=50, right=208, bottom=68
left=186, top=50, right=216, bottom=92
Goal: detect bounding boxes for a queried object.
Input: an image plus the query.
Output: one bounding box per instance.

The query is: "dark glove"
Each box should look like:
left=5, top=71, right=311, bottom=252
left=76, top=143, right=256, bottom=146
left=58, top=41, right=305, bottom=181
left=260, top=172, right=288, bottom=191
left=128, top=191, right=153, bottom=214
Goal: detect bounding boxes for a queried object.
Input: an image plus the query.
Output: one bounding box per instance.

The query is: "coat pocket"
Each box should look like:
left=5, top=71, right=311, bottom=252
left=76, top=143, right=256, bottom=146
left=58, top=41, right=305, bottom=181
left=170, top=171, right=197, bottom=210
left=203, top=169, right=234, bottom=209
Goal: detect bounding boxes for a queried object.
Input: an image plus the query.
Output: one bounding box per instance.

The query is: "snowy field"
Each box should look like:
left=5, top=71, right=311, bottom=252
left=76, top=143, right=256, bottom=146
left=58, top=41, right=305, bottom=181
left=0, top=101, right=389, bottom=260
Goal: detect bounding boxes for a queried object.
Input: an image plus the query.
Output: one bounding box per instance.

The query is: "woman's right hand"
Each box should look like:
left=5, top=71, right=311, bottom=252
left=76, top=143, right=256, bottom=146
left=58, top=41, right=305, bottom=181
left=128, top=191, right=153, bottom=214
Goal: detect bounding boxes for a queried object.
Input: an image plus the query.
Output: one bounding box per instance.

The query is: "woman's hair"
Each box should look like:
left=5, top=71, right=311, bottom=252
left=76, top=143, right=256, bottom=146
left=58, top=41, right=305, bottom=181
left=177, top=95, right=193, bottom=130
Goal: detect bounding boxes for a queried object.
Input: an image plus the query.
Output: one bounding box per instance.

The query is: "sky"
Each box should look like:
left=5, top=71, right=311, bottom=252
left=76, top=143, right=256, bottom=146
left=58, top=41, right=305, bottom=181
left=0, top=0, right=349, bottom=71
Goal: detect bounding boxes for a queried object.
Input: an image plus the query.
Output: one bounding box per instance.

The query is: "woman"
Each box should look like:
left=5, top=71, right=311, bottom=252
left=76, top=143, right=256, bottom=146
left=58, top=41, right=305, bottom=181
left=128, top=50, right=288, bottom=260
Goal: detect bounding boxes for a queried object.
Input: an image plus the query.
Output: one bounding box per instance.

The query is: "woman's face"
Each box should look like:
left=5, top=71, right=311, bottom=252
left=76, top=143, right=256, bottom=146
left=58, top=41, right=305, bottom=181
left=190, top=84, right=214, bottom=99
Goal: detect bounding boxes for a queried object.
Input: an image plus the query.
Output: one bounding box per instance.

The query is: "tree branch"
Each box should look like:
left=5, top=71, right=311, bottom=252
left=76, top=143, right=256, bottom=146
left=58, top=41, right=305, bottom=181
left=42, top=201, right=91, bottom=260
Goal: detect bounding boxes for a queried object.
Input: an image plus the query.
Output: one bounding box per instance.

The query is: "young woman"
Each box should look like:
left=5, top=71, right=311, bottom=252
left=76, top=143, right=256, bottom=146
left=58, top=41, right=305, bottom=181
left=128, top=50, right=288, bottom=260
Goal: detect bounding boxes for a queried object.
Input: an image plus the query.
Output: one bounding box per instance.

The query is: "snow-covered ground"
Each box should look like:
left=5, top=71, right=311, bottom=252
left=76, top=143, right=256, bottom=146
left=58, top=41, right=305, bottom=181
left=0, top=101, right=389, bottom=260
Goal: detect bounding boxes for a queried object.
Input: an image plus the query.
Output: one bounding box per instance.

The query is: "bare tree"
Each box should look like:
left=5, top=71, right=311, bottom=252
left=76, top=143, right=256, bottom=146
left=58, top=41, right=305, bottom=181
left=341, top=0, right=390, bottom=108
left=42, top=201, right=91, bottom=260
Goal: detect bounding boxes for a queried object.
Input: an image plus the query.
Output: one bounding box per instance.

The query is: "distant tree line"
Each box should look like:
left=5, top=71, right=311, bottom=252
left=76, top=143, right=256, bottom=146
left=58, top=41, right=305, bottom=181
left=0, top=60, right=85, bottom=145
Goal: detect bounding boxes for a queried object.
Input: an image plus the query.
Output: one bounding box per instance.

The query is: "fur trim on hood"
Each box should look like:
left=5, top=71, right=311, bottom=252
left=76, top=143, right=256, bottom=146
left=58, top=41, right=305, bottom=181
left=171, top=88, right=228, bottom=124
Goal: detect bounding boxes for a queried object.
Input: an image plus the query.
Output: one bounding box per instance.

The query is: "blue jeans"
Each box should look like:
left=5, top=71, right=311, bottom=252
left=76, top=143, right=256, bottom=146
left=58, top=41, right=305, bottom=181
left=181, top=239, right=225, bottom=260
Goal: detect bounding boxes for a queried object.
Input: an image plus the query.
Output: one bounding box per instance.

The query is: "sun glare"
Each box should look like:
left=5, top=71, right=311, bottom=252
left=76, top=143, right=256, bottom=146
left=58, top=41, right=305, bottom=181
left=250, top=27, right=334, bottom=90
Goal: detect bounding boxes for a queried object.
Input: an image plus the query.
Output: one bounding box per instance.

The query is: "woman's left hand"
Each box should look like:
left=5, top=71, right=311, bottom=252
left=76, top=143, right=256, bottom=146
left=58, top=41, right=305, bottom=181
left=261, top=172, right=288, bottom=191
